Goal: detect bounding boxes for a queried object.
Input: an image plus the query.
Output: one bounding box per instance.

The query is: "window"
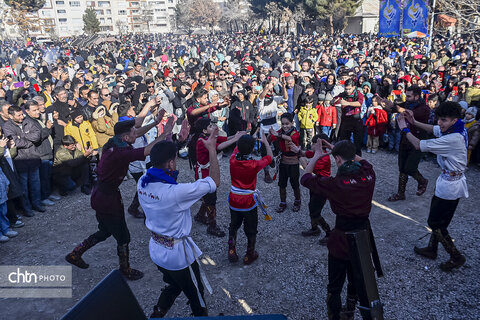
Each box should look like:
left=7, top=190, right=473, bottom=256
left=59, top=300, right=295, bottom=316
left=118, top=10, right=127, bottom=15
left=98, top=1, right=110, bottom=7
left=131, top=9, right=139, bottom=14
left=107, top=17, right=112, bottom=24
left=157, top=23, right=167, bottom=27
left=69, top=1, right=80, bottom=6
left=106, top=9, right=111, bottom=14
left=55, top=1, right=64, bottom=4
left=130, top=2, right=139, bottom=7
left=59, top=18, right=67, bottom=23
left=168, top=0, right=173, bottom=3
left=57, top=9, right=66, bottom=13
left=96, top=9, right=104, bottom=15
left=100, top=18, right=105, bottom=23
left=87, top=1, right=95, bottom=7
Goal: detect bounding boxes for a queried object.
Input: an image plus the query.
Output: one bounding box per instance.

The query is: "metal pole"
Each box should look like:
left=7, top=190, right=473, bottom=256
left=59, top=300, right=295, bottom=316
left=427, top=0, right=437, bottom=53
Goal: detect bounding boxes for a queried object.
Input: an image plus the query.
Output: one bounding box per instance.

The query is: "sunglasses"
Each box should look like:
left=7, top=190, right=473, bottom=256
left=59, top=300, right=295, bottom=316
left=102, top=93, right=111, bottom=96
left=148, top=85, right=154, bottom=88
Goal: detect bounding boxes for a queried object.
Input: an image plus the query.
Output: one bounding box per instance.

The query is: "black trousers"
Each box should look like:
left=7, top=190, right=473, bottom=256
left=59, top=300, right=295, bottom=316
left=327, top=255, right=357, bottom=319
left=398, top=146, right=423, bottom=176
left=427, top=195, right=460, bottom=235
left=91, top=213, right=130, bottom=245
left=278, top=163, right=300, bottom=189
left=203, top=190, right=217, bottom=206
left=339, top=117, right=363, bottom=156
left=229, top=207, right=258, bottom=237
left=156, top=261, right=206, bottom=316
left=309, top=191, right=327, bottom=220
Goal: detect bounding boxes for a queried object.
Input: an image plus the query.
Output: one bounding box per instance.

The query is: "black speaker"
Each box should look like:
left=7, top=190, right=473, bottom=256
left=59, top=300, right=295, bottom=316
left=61, top=270, right=146, bottom=320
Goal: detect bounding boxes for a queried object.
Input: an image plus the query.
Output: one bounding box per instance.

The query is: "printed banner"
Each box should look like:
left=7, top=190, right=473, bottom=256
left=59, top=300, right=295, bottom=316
left=402, top=0, right=429, bottom=34
left=378, top=0, right=402, bottom=37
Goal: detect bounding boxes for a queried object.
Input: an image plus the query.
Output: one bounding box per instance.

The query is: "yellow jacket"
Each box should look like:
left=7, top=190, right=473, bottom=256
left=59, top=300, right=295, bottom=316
left=298, top=106, right=318, bottom=129
left=466, top=87, right=480, bottom=105
left=64, top=120, right=99, bottom=151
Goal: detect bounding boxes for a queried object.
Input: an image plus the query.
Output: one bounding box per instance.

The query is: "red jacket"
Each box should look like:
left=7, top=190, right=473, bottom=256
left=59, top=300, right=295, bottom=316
left=365, top=108, right=388, bottom=137
left=305, top=151, right=331, bottom=177
left=317, top=104, right=337, bottom=127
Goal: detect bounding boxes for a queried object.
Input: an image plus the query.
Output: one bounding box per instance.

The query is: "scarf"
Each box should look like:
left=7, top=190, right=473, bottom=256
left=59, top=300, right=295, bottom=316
left=337, top=160, right=362, bottom=176
left=141, top=167, right=179, bottom=187
left=104, top=135, right=129, bottom=150
left=442, top=119, right=468, bottom=148
left=235, top=153, right=254, bottom=161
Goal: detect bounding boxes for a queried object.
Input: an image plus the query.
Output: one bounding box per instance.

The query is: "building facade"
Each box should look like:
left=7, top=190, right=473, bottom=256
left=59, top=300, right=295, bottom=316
left=1, top=0, right=177, bottom=37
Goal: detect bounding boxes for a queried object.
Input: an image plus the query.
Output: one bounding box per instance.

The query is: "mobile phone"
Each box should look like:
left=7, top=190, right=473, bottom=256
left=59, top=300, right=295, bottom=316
left=86, top=141, right=91, bottom=149
left=33, top=84, right=40, bottom=92
left=48, top=113, right=53, bottom=123
left=14, top=82, right=24, bottom=88
left=452, top=86, right=458, bottom=96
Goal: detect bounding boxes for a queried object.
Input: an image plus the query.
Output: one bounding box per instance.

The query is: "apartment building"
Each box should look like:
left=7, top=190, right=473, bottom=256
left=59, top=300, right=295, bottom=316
left=1, top=0, right=177, bottom=37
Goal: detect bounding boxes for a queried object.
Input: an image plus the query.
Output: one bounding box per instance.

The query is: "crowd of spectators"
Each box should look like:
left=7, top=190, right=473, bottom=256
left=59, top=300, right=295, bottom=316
left=0, top=33, right=479, bottom=243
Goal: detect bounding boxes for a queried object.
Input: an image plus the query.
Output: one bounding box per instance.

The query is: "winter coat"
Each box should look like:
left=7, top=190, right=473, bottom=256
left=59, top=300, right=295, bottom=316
left=2, top=119, right=41, bottom=170
left=53, top=145, right=87, bottom=176
left=25, top=115, right=53, bottom=160
left=466, top=121, right=480, bottom=150
left=0, top=146, right=23, bottom=200
left=317, top=104, right=337, bottom=127
left=64, top=120, right=99, bottom=151
left=91, top=116, right=116, bottom=148
left=298, top=106, right=319, bottom=130
left=365, top=107, right=388, bottom=137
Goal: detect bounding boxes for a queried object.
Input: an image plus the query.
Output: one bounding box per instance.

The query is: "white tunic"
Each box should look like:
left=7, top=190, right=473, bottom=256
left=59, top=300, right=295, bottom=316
left=257, top=96, right=287, bottom=134
left=138, top=176, right=216, bottom=270
left=419, top=125, right=468, bottom=200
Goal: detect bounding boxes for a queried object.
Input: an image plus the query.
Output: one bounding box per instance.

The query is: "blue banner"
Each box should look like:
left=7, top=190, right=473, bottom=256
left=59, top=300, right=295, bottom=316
left=402, top=0, right=429, bottom=34
left=378, top=0, right=402, bottom=37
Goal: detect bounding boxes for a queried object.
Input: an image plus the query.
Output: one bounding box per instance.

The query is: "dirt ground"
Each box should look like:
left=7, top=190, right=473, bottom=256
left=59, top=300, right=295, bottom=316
left=1, top=150, right=479, bottom=320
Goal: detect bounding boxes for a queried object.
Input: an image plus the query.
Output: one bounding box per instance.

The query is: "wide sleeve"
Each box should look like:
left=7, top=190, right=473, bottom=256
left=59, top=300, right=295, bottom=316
left=420, top=134, right=463, bottom=157
left=175, top=177, right=217, bottom=211
left=300, top=173, right=336, bottom=198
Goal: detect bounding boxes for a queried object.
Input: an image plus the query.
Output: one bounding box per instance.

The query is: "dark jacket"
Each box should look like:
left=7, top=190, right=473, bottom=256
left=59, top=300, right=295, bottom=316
left=25, top=115, right=53, bottom=160
left=0, top=146, right=23, bottom=200
left=2, top=118, right=41, bottom=170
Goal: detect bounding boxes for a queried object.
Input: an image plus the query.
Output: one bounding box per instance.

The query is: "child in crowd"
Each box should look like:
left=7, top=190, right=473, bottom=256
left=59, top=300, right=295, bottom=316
left=464, top=107, right=479, bottom=164
left=316, top=93, right=337, bottom=138
left=427, top=93, right=440, bottom=125
left=269, top=113, right=301, bottom=212
left=365, top=96, right=388, bottom=154
left=298, top=95, right=318, bottom=150
left=228, top=132, right=273, bottom=264
left=190, top=118, right=244, bottom=237
left=293, top=134, right=332, bottom=245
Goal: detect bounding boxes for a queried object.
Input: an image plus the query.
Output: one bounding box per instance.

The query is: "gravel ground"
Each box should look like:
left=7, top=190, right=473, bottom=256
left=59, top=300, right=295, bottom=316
left=1, top=150, right=479, bottom=319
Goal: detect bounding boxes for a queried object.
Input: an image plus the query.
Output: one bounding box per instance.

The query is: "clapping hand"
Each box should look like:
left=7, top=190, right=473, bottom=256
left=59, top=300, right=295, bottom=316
left=178, top=118, right=190, bottom=142
left=403, top=109, right=415, bottom=124
left=397, top=113, right=407, bottom=130
left=0, top=136, right=7, bottom=148
left=288, top=142, right=301, bottom=154
left=154, top=109, right=166, bottom=125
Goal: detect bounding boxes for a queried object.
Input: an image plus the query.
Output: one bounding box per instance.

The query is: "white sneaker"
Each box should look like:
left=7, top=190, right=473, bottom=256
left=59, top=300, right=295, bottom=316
left=49, top=194, right=61, bottom=201
left=10, top=221, right=25, bottom=228
left=41, top=199, right=55, bottom=206
left=5, top=230, right=18, bottom=238
left=0, top=235, right=9, bottom=243
left=367, top=148, right=372, bottom=153
left=372, top=149, right=377, bottom=154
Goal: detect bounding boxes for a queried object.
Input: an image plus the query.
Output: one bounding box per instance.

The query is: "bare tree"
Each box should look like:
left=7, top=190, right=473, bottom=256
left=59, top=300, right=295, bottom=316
left=436, top=0, right=480, bottom=34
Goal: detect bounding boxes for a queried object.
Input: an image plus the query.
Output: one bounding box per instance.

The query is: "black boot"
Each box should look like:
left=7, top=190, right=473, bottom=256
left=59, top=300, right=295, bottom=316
left=228, top=231, right=238, bottom=262
left=318, top=216, right=331, bottom=245
left=413, top=171, right=428, bottom=196
left=388, top=173, right=408, bottom=201
left=414, top=232, right=438, bottom=259
left=264, top=167, right=273, bottom=184
left=117, top=244, right=144, bottom=280
left=340, top=294, right=357, bottom=320
left=194, top=201, right=208, bottom=225
left=243, top=235, right=258, bottom=265
left=436, top=230, right=466, bottom=272
left=302, top=217, right=321, bottom=236
left=128, top=192, right=145, bottom=219
left=65, top=235, right=99, bottom=269
left=292, top=188, right=301, bottom=212
left=206, top=205, right=225, bottom=237
left=276, top=188, right=287, bottom=213
left=149, top=306, right=169, bottom=318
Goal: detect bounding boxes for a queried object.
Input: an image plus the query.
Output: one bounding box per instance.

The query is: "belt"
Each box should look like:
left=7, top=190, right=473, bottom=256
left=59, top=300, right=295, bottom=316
left=151, top=232, right=212, bottom=307
left=260, top=117, right=277, bottom=126
left=196, top=162, right=210, bottom=179
left=440, top=169, right=464, bottom=181
left=230, top=186, right=271, bottom=220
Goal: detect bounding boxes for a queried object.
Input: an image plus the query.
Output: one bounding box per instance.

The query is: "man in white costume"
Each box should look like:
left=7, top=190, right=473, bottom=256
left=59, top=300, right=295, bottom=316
left=398, top=101, right=468, bottom=272
left=138, top=128, right=221, bottom=318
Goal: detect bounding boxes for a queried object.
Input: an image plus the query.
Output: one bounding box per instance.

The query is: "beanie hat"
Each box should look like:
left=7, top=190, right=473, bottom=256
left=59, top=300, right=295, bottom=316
left=466, top=107, right=478, bottom=118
